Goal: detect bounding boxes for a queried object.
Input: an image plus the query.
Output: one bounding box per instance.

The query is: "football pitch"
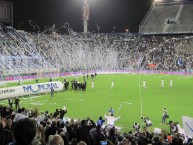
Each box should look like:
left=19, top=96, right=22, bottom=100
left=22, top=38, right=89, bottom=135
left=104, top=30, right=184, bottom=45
left=0, top=73, right=193, bottom=133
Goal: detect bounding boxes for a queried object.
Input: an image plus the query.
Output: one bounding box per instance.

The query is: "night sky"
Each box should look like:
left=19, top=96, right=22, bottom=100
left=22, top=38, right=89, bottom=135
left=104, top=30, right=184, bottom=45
left=10, top=0, right=153, bottom=33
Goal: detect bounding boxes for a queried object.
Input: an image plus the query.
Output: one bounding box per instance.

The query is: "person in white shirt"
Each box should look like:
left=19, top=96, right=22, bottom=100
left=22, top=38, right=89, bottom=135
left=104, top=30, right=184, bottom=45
left=104, top=113, right=120, bottom=130
left=169, top=79, right=173, bottom=88
left=111, top=80, right=115, bottom=89
left=91, top=81, right=94, bottom=89
left=142, top=80, right=146, bottom=88
left=160, top=79, right=164, bottom=88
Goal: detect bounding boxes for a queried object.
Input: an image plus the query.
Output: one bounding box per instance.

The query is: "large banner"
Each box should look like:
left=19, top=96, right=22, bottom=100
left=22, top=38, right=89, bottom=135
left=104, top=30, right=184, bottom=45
left=182, top=116, right=193, bottom=138
left=0, top=81, right=63, bottom=100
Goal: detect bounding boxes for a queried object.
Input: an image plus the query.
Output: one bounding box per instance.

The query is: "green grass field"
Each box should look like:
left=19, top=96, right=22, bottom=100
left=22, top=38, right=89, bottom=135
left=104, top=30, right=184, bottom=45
left=0, top=73, right=193, bottom=133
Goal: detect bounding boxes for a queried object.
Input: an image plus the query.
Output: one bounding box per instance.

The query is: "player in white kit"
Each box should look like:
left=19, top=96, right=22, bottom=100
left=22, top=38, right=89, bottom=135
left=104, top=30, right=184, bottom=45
left=111, top=80, right=115, bottom=89
left=142, top=80, right=146, bottom=88
left=91, top=81, right=94, bottom=89
left=169, top=79, right=172, bottom=88
left=160, top=79, right=164, bottom=88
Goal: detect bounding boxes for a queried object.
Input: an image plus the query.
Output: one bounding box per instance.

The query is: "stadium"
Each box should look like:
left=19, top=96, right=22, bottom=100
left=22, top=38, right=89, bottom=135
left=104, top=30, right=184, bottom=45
left=0, top=0, right=193, bottom=145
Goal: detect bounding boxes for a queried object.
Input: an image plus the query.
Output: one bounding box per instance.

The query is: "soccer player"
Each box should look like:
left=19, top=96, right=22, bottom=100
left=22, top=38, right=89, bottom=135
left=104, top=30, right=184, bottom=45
left=142, top=80, right=146, bottom=88
left=91, top=81, right=94, bottom=89
left=160, top=79, right=164, bottom=88
left=169, top=79, right=173, bottom=88
left=111, top=80, right=115, bottom=89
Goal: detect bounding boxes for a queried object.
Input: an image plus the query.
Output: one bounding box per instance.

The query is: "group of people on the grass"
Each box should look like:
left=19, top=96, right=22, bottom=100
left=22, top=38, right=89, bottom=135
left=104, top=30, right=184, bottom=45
left=48, top=74, right=174, bottom=98
left=63, top=73, right=97, bottom=92
left=141, top=79, right=173, bottom=89
left=8, top=97, right=20, bottom=109
left=1, top=102, right=192, bottom=145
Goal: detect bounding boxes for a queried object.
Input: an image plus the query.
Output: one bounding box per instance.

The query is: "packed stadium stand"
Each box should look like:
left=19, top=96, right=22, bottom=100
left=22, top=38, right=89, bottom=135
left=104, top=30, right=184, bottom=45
left=1, top=25, right=193, bottom=78
left=0, top=26, right=193, bottom=78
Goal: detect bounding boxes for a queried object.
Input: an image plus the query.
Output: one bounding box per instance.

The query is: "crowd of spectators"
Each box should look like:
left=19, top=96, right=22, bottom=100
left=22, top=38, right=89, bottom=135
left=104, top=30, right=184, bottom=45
left=136, top=35, right=193, bottom=71
left=0, top=104, right=193, bottom=145
left=21, top=31, right=193, bottom=72
left=0, top=25, right=193, bottom=76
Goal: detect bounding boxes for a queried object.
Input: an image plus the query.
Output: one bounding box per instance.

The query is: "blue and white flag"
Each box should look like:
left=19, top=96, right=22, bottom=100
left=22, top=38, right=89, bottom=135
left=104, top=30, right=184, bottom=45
left=182, top=116, right=193, bottom=137
left=178, top=58, right=182, bottom=65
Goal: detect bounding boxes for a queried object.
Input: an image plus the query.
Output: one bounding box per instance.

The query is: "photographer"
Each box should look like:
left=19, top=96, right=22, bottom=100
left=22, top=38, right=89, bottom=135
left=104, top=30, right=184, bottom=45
left=162, top=108, right=168, bottom=124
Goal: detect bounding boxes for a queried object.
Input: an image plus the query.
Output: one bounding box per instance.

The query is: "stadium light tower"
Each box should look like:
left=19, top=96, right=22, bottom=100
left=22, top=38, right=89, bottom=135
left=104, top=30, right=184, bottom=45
left=82, top=0, right=89, bottom=33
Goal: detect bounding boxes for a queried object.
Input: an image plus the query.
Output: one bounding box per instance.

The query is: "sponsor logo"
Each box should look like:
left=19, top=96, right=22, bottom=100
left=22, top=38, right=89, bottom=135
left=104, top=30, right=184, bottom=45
left=23, top=82, right=59, bottom=93
left=185, top=122, right=193, bottom=132
left=0, top=89, right=15, bottom=94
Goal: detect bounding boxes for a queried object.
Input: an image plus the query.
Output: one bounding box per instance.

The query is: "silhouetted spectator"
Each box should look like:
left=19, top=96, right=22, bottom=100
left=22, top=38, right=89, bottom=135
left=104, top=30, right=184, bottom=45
left=9, top=118, right=37, bottom=145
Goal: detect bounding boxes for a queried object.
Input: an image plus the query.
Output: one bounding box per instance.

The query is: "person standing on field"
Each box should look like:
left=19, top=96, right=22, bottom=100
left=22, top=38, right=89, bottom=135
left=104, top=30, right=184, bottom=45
left=15, top=97, right=20, bottom=109
left=169, top=79, right=173, bottom=88
left=162, top=108, right=168, bottom=124
left=91, top=81, right=94, bottom=89
left=111, top=80, right=115, bottom=89
left=142, top=80, right=146, bottom=88
left=51, top=87, right=54, bottom=98
left=8, top=97, right=13, bottom=109
left=160, top=79, right=164, bottom=88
